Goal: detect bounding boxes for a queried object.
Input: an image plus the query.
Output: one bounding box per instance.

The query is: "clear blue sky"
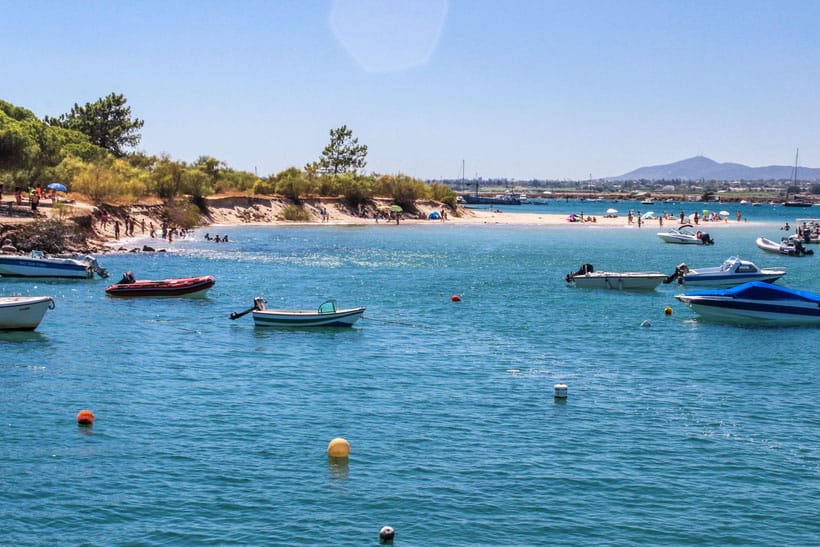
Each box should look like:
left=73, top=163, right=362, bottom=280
left=3, top=0, right=819, bottom=181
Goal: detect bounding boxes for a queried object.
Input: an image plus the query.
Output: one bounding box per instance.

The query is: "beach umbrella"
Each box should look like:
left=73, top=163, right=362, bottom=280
left=47, top=183, right=67, bottom=192
left=606, top=208, right=618, bottom=214
left=719, top=210, right=730, bottom=217
left=390, top=205, right=403, bottom=212
left=641, top=211, right=655, bottom=219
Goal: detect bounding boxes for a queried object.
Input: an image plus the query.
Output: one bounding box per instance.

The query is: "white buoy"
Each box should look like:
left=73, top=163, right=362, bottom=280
left=554, top=383, right=568, bottom=399
left=379, top=525, right=395, bottom=544
left=641, top=319, right=651, bottom=327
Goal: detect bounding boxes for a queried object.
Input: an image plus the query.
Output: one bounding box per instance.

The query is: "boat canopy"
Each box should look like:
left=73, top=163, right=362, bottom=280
left=684, top=281, right=820, bottom=303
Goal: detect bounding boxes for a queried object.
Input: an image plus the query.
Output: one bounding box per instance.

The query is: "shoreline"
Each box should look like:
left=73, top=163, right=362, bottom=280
left=0, top=195, right=783, bottom=254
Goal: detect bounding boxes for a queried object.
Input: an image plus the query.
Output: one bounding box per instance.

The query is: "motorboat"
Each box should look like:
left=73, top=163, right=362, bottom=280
left=676, top=281, right=820, bottom=325
left=657, top=224, right=714, bottom=245
left=565, top=263, right=666, bottom=291
left=105, top=273, right=215, bottom=297
left=755, top=237, right=814, bottom=256
left=231, top=297, right=365, bottom=327
left=0, top=296, right=54, bottom=330
left=0, top=250, right=108, bottom=278
left=789, top=219, right=820, bottom=244
left=663, top=256, right=786, bottom=287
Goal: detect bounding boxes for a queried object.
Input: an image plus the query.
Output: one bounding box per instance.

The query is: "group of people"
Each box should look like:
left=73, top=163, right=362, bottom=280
left=203, top=233, right=229, bottom=242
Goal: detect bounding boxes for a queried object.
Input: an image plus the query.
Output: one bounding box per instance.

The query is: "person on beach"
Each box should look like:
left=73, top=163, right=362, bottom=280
left=114, top=220, right=120, bottom=239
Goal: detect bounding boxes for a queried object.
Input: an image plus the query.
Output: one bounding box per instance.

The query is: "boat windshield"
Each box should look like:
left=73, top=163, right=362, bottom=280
left=318, top=300, right=337, bottom=314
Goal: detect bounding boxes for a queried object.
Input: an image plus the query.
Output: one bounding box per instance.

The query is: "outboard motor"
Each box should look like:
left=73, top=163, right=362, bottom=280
left=117, top=271, right=136, bottom=284
left=566, top=263, right=594, bottom=283
left=253, top=297, right=267, bottom=311
left=664, top=263, right=688, bottom=284
left=794, top=240, right=814, bottom=256
left=700, top=232, right=714, bottom=245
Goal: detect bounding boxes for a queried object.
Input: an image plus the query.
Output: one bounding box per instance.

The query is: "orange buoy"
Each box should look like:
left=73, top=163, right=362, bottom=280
left=451, top=295, right=461, bottom=302
left=327, top=437, right=350, bottom=458
left=76, top=409, right=95, bottom=426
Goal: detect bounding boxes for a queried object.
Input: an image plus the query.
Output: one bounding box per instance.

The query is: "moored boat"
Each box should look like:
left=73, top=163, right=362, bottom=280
left=231, top=297, right=365, bottom=327
left=657, top=224, right=714, bottom=245
left=565, top=263, right=666, bottom=291
left=755, top=237, right=814, bottom=256
left=0, top=296, right=55, bottom=331
left=105, top=273, right=215, bottom=297
left=0, top=250, right=108, bottom=279
left=663, top=256, right=786, bottom=287
left=676, top=281, right=820, bottom=325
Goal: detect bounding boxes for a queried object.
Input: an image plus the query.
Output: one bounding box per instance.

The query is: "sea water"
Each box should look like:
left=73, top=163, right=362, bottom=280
left=1, top=209, right=819, bottom=545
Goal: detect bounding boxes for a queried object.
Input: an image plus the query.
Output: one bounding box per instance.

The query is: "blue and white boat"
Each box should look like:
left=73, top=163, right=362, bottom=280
left=0, top=250, right=109, bottom=279
left=676, top=281, right=820, bottom=324
left=242, top=298, right=365, bottom=327
left=663, top=256, right=786, bottom=287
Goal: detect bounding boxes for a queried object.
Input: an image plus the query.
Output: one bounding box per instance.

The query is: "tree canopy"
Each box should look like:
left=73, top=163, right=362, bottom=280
left=45, top=92, right=144, bottom=157
left=312, top=125, right=368, bottom=177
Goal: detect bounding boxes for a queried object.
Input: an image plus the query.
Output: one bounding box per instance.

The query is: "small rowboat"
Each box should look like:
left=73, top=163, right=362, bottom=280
left=0, top=296, right=55, bottom=331
left=231, top=298, right=365, bottom=327
left=105, top=274, right=215, bottom=297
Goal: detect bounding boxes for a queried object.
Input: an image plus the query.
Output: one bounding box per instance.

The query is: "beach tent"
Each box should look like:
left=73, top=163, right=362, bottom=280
left=428, top=211, right=441, bottom=220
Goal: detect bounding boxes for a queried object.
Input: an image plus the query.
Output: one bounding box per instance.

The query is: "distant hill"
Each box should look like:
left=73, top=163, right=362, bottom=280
left=610, top=156, right=820, bottom=181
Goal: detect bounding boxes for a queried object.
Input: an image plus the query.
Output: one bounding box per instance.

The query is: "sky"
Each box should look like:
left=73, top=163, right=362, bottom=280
left=3, top=0, right=819, bottom=181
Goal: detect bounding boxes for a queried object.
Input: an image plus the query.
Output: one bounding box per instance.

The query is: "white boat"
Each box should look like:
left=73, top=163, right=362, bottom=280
left=565, top=263, right=666, bottom=291
left=790, top=218, right=820, bottom=244
left=0, top=250, right=108, bottom=278
left=0, top=296, right=55, bottom=331
left=755, top=237, right=814, bottom=257
left=663, top=256, right=786, bottom=287
left=657, top=224, right=714, bottom=245
left=676, top=281, right=820, bottom=325
left=230, top=298, right=365, bottom=327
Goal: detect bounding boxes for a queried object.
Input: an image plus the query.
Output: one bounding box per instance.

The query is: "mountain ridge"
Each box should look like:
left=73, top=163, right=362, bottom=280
left=610, top=156, right=820, bottom=181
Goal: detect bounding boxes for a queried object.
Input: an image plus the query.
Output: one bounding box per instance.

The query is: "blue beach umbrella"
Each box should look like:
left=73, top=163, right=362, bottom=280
left=47, top=182, right=67, bottom=192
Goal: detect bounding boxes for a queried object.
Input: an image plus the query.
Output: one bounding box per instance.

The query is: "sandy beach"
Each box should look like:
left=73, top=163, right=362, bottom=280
left=2, top=194, right=761, bottom=254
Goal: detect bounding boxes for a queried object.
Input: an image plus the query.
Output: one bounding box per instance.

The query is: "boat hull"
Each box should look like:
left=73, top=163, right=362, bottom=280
left=681, top=273, right=784, bottom=288
left=252, top=307, right=365, bottom=327
left=105, top=276, right=215, bottom=297
left=0, top=255, right=92, bottom=278
left=0, top=296, right=54, bottom=330
left=570, top=272, right=666, bottom=291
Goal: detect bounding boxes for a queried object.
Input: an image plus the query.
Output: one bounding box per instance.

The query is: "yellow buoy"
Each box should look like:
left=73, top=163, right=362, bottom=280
left=664, top=306, right=673, bottom=316
left=327, top=437, right=350, bottom=458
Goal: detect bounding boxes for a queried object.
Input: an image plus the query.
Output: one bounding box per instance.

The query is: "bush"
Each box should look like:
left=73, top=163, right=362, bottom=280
left=279, top=204, right=310, bottom=221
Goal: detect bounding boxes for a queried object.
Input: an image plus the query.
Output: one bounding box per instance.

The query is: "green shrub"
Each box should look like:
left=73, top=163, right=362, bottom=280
left=279, top=204, right=310, bottom=221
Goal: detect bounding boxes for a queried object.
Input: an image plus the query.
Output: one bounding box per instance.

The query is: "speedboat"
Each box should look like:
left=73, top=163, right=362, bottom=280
left=565, top=263, right=666, bottom=291
left=105, top=273, right=215, bottom=297
left=663, top=256, right=786, bottom=287
left=676, top=281, right=820, bottom=325
left=755, top=237, right=814, bottom=256
left=657, top=224, right=714, bottom=245
left=0, top=296, right=55, bottom=330
left=0, top=250, right=108, bottom=278
left=232, top=298, right=365, bottom=327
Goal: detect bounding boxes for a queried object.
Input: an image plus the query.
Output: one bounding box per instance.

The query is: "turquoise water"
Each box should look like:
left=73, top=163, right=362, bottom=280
left=2, top=214, right=819, bottom=545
